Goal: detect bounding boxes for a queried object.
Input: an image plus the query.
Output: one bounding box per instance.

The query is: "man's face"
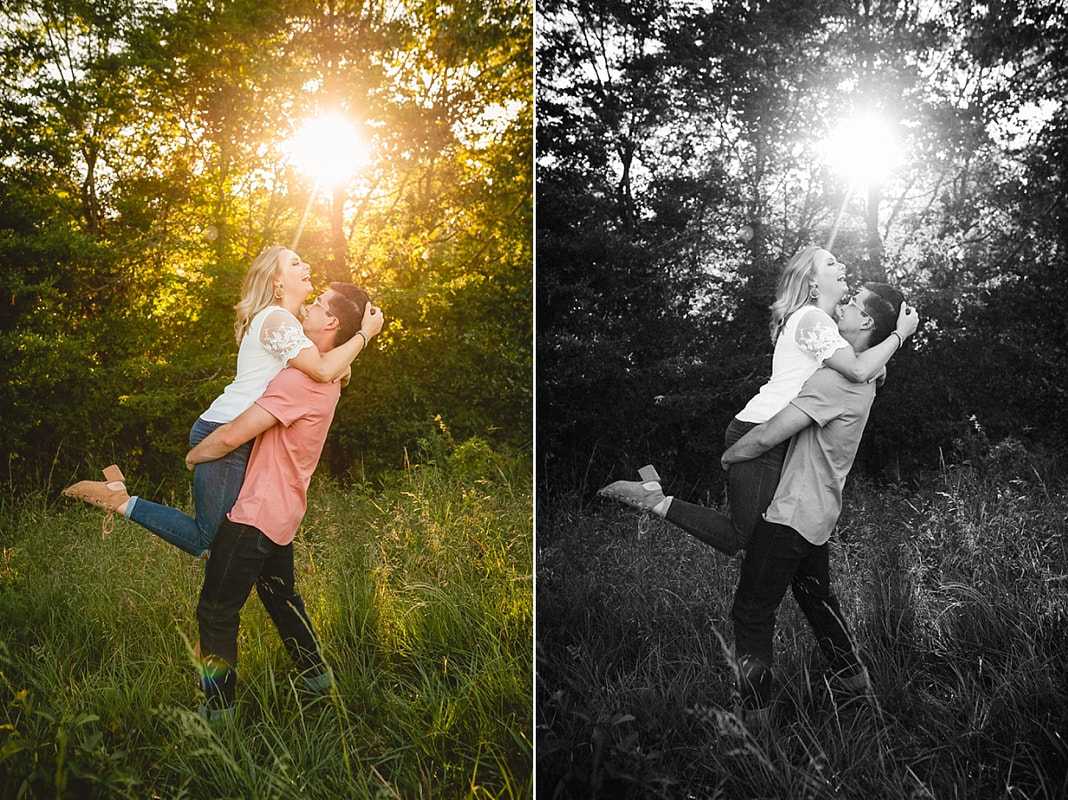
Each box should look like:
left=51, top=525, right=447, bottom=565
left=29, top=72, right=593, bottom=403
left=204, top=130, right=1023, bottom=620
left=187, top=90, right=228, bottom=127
left=302, top=289, right=337, bottom=337
left=835, top=288, right=874, bottom=335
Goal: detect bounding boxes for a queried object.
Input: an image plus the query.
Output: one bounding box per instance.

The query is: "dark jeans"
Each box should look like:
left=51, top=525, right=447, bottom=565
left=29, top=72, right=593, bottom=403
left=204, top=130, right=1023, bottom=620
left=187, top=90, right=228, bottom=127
left=731, top=518, right=862, bottom=708
left=665, top=417, right=788, bottom=555
left=197, top=518, right=327, bottom=709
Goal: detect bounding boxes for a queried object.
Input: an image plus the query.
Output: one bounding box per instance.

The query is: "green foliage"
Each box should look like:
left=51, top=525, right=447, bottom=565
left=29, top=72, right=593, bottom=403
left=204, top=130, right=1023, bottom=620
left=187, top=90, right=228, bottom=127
left=537, top=0, right=1068, bottom=494
left=0, top=454, right=532, bottom=798
left=0, top=0, right=532, bottom=494
left=0, top=655, right=142, bottom=800
left=537, top=450, right=1068, bottom=798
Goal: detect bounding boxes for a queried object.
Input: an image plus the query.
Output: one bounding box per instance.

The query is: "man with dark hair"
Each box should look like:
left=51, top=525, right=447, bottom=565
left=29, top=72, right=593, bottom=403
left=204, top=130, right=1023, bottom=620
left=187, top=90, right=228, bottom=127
left=325, top=281, right=371, bottom=348
left=721, top=282, right=907, bottom=728
left=184, top=283, right=382, bottom=723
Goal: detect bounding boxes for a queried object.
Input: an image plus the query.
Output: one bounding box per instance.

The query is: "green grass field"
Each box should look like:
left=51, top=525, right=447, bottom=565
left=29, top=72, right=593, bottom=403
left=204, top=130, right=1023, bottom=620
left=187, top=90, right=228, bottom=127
left=0, top=451, right=532, bottom=798
left=537, top=451, right=1068, bottom=799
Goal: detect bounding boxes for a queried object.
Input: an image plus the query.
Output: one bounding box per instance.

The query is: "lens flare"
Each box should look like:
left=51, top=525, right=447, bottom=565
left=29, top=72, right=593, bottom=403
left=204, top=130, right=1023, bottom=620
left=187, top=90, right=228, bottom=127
left=285, top=113, right=368, bottom=187
left=824, top=113, right=902, bottom=189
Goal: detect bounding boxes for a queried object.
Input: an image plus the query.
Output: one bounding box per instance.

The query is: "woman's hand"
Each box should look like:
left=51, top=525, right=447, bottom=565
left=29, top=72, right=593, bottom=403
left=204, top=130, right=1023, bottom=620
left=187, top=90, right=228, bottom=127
left=895, top=303, right=919, bottom=340
left=361, top=305, right=384, bottom=340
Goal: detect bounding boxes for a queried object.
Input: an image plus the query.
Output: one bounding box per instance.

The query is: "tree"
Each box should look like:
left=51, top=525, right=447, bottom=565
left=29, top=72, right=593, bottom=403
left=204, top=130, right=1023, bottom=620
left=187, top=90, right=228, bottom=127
left=536, top=0, right=1068, bottom=495
left=0, top=0, right=532, bottom=491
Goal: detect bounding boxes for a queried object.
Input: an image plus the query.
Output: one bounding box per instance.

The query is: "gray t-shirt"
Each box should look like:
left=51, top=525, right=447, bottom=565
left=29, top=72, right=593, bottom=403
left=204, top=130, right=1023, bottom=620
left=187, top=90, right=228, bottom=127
left=763, top=367, right=876, bottom=545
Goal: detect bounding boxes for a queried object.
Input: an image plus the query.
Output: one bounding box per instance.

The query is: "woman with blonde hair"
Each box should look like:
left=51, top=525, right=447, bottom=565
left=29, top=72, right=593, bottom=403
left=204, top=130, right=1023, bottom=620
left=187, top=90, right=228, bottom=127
left=600, top=244, right=917, bottom=555
left=63, top=246, right=384, bottom=558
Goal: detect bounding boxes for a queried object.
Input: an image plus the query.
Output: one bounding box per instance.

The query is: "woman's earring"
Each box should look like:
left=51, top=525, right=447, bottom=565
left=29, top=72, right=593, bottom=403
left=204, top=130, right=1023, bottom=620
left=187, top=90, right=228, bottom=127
left=274, top=287, right=285, bottom=300
left=808, top=285, right=820, bottom=300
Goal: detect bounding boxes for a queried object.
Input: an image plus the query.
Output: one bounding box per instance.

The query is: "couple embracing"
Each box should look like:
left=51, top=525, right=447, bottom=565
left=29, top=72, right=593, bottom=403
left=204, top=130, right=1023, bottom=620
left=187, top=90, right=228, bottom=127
left=600, top=245, right=919, bottom=727
left=63, top=246, right=384, bottom=723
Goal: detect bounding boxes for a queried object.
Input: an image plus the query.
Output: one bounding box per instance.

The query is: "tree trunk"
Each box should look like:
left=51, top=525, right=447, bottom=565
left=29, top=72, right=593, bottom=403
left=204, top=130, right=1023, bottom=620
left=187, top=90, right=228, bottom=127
left=866, top=185, right=885, bottom=281
left=330, top=183, right=348, bottom=282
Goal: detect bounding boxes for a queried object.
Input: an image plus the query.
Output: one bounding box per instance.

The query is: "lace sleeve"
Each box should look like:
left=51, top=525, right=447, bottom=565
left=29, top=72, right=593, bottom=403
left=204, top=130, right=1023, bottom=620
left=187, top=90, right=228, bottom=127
left=259, top=310, right=315, bottom=364
left=794, top=309, right=850, bottom=363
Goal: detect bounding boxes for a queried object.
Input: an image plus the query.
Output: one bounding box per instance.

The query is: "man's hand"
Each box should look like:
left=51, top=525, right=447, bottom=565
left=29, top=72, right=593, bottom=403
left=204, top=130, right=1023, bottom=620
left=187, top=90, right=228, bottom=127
left=185, top=404, right=280, bottom=470
left=721, top=403, right=815, bottom=469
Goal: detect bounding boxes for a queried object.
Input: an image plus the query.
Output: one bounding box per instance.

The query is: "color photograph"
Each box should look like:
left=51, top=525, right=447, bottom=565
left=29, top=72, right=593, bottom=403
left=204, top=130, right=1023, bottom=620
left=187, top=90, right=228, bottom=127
left=0, top=1, right=532, bottom=797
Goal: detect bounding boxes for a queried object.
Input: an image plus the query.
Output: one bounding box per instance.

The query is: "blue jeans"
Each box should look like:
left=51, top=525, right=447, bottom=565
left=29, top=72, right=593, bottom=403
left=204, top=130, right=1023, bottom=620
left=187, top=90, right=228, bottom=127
left=664, top=417, right=787, bottom=555
left=725, top=418, right=788, bottom=547
left=731, top=519, right=862, bottom=708
left=197, top=519, right=329, bottom=710
left=127, top=417, right=252, bottom=558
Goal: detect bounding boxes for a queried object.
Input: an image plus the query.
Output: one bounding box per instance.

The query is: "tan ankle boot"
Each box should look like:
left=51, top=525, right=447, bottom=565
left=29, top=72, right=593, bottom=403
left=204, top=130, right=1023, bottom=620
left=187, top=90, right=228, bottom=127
left=61, top=479, right=130, bottom=512
left=597, top=464, right=666, bottom=512
left=62, top=466, right=130, bottom=537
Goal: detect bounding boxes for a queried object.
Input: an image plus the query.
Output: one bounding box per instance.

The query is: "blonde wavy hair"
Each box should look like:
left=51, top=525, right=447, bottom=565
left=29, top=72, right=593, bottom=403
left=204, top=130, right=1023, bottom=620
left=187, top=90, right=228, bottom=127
left=233, top=245, right=286, bottom=344
left=768, top=245, right=823, bottom=344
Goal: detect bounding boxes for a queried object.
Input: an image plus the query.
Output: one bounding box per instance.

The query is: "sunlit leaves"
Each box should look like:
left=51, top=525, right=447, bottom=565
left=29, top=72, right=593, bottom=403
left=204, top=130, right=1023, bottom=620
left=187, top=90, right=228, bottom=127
left=537, top=0, right=1068, bottom=486
left=0, top=0, right=532, bottom=486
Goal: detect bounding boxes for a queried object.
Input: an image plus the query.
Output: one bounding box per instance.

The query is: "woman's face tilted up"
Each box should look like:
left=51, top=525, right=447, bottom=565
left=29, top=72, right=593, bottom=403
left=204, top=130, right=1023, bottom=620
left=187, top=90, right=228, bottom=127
left=810, top=249, right=849, bottom=306
left=274, top=249, right=315, bottom=302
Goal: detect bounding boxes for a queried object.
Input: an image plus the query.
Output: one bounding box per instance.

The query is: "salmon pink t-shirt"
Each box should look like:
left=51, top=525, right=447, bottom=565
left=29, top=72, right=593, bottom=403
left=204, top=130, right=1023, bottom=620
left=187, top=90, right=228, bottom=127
left=762, top=368, right=876, bottom=546
left=226, top=366, right=341, bottom=545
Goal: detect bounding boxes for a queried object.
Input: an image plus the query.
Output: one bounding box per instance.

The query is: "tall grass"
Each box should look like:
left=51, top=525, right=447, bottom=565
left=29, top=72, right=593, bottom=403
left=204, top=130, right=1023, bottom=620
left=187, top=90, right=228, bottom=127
left=537, top=445, right=1068, bottom=799
left=0, top=445, right=532, bottom=799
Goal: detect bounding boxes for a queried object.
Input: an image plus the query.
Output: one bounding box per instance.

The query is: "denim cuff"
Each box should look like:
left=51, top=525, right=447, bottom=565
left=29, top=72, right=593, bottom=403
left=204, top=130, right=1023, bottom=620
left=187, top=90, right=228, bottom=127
left=302, top=671, right=333, bottom=693
left=198, top=704, right=235, bottom=726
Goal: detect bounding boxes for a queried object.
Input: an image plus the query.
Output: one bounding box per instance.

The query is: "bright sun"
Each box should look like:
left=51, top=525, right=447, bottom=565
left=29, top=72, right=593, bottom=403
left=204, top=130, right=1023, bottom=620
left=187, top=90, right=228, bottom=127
left=285, top=113, right=369, bottom=186
left=824, top=113, right=902, bottom=189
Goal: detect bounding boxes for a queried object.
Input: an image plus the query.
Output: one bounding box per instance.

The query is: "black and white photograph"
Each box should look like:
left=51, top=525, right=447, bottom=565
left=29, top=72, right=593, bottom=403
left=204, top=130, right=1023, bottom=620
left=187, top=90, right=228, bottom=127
left=536, top=0, right=1068, bottom=797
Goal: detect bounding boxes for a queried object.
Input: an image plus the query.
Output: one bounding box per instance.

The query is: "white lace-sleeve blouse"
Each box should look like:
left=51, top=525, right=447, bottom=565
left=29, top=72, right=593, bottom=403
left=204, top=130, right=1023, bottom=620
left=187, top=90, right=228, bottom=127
left=200, top=307, right=315, bottom=424
left=734, top=306, right=850, bottom=424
